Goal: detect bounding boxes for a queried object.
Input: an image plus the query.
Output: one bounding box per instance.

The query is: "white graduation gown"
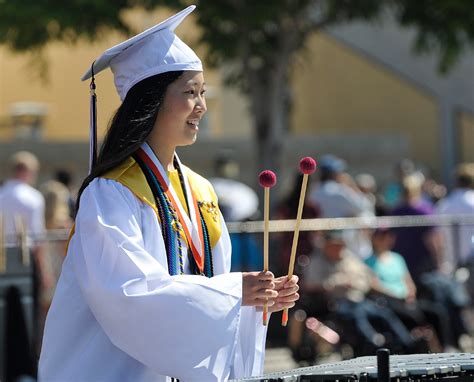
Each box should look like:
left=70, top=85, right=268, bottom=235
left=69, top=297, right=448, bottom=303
left=38, top=177, right=267, bottom=381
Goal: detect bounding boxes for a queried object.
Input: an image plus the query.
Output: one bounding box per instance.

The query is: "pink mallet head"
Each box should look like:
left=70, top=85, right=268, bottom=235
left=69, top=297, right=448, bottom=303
left=258, top=170, right=277, bottom=188
left=299, top=157, right=317, bottom=175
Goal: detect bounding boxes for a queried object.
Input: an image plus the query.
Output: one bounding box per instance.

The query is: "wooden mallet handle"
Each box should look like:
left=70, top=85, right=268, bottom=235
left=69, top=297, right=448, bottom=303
left=282, top=157, right=316, bottom=326
left=258, top=170, right=277, bottom=325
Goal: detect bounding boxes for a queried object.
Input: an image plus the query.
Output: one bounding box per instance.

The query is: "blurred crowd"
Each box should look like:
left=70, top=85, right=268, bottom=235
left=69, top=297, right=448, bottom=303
left=214, top=153, right=474, bottom=363
left=0, top=151, right=76, bottom=380
left=274, top=154, right=474, bottom=363
left=1, top=150, right=474, bottom=375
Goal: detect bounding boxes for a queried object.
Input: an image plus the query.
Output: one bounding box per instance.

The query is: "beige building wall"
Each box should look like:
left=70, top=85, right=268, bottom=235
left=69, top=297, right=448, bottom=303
left=291, top=33, right=439, bottom=171
left=0, top=8, right=243, bottom=143
left=0, top=38, right=119, bottom=141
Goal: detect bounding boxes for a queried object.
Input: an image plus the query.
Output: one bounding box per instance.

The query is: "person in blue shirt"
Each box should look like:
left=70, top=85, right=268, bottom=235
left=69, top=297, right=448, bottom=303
left=365, top=227, right=459, bottom=351
left=365, top=228, right=417, bottom=301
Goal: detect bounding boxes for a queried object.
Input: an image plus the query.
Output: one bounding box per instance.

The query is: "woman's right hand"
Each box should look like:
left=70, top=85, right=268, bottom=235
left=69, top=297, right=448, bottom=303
left=242, top=271, right=277, bottom=307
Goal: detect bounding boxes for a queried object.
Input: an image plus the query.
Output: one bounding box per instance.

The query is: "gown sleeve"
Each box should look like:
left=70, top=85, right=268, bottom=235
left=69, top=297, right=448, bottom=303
left=212, top=215, right=268, bottom=378
left=73, top=178, right=246, bottom=381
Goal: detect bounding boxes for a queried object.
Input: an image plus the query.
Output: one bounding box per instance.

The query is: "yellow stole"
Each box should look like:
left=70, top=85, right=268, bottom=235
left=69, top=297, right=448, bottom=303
left=102, top=156, right=222, bottom=249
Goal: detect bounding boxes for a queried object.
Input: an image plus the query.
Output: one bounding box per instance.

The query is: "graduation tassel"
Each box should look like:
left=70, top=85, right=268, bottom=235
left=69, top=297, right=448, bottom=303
left=89, top=61, right=98, bottom=174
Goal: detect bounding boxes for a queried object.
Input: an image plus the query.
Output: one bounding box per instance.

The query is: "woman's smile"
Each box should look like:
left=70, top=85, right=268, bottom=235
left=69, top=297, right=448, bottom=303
left=186, top=118, right=200, bottom=131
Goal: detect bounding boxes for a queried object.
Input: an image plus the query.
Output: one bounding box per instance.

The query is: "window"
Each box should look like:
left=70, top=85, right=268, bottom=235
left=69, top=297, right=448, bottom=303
left=9, top=102, right=48, bottom=140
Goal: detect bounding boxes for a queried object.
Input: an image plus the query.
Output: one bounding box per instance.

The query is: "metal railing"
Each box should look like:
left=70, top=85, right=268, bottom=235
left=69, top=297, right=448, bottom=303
left=226, top=214, right=474, bottom=233
left=0, top=213, right=465, bottom=241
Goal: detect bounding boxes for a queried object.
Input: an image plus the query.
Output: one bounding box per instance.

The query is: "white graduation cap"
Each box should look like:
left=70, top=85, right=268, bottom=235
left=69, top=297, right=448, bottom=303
left=82, top=4, right=202, bottom=100
left=81, top=5, right=202, bottom=173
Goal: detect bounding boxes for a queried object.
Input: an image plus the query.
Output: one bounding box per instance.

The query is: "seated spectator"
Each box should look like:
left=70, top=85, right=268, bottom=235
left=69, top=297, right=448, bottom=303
left=366, top=228, right=456, bottom=351
left=391, top=174, right=471, bottom=346
left=298, top=230, right=420, bottom=355
left=365, top=228, right=417, bottom=301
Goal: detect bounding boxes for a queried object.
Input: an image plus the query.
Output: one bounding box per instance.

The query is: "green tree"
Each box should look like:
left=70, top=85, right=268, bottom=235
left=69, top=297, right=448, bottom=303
left=1, top=0, right=473, bottom=170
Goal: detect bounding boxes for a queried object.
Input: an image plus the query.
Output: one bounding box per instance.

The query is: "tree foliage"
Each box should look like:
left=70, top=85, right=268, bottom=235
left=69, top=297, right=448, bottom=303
left=1, top=1, right=473, bottom=73
left=0, top=0, right=130, bottom=51
left=393, top=0, right=474, bottom=72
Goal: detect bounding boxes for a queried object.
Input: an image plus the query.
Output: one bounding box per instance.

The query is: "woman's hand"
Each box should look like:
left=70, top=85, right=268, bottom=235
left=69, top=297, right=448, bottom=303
left=267, top=275, right=299, bottom=313
left=242, top=271, right=278, bottom=307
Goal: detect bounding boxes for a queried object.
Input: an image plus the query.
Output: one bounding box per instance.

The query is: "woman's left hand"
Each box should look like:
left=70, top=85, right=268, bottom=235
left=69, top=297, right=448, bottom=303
left=267, top=275, right=300, bottom=313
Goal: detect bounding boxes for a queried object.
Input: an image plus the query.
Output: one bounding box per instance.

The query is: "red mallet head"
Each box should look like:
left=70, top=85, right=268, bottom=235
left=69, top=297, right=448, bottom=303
left=258, top=170, right=277, bottom=188
left=299, top=157, right=317, bottom=175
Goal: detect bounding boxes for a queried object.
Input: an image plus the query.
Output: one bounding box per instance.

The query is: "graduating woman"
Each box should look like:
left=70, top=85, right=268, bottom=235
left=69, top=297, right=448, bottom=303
left=38, top=5, right=299, bottom=382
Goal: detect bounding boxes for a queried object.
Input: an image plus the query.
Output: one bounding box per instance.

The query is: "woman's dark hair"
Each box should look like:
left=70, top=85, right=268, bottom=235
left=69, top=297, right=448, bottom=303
left=75, top=70, right=184, bottom=214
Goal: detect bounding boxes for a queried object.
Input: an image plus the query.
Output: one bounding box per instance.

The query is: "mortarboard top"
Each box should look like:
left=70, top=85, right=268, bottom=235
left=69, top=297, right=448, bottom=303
left=81, top=4, right=202, bottom=101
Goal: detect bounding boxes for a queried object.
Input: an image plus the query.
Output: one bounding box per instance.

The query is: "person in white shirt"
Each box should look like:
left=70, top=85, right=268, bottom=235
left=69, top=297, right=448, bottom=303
left=436, top=163, right=474, bottom=266
left=308, top=154, right=374, bottom=258
left=0, top=150, right=51, bottom=378
left=309, top=154, right=374, bottom=219
left=38, top=6, right=299, bottom=382
left=0, top=151, right=45, bottom=247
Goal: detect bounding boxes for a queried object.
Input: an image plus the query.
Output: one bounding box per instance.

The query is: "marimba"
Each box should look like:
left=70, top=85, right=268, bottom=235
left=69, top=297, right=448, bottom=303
left=234, top=352, right=474, bottom=381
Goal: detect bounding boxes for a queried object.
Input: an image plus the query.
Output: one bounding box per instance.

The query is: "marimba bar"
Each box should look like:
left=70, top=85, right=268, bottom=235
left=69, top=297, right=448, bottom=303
left=234, top=353, right=474, bottom=381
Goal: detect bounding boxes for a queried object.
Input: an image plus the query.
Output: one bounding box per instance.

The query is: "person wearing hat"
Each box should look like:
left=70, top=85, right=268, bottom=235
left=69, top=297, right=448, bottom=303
left=38, top=6, right=299, bottom=381
left=300, top=230, right=421, bottom=355
left=308, top=154, right=374, bottom=259
left=308, top=154, right=373, bottom=220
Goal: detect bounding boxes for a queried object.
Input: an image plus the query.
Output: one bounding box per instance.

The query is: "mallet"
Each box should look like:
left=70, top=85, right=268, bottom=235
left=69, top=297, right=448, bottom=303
left=258, top=170, right=277, bottom=325
left=282, top=157, right=317, bottom=326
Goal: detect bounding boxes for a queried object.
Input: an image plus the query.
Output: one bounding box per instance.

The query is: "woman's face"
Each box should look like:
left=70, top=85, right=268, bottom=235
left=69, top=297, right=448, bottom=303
left=152, top=71, right=207, bottom=148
